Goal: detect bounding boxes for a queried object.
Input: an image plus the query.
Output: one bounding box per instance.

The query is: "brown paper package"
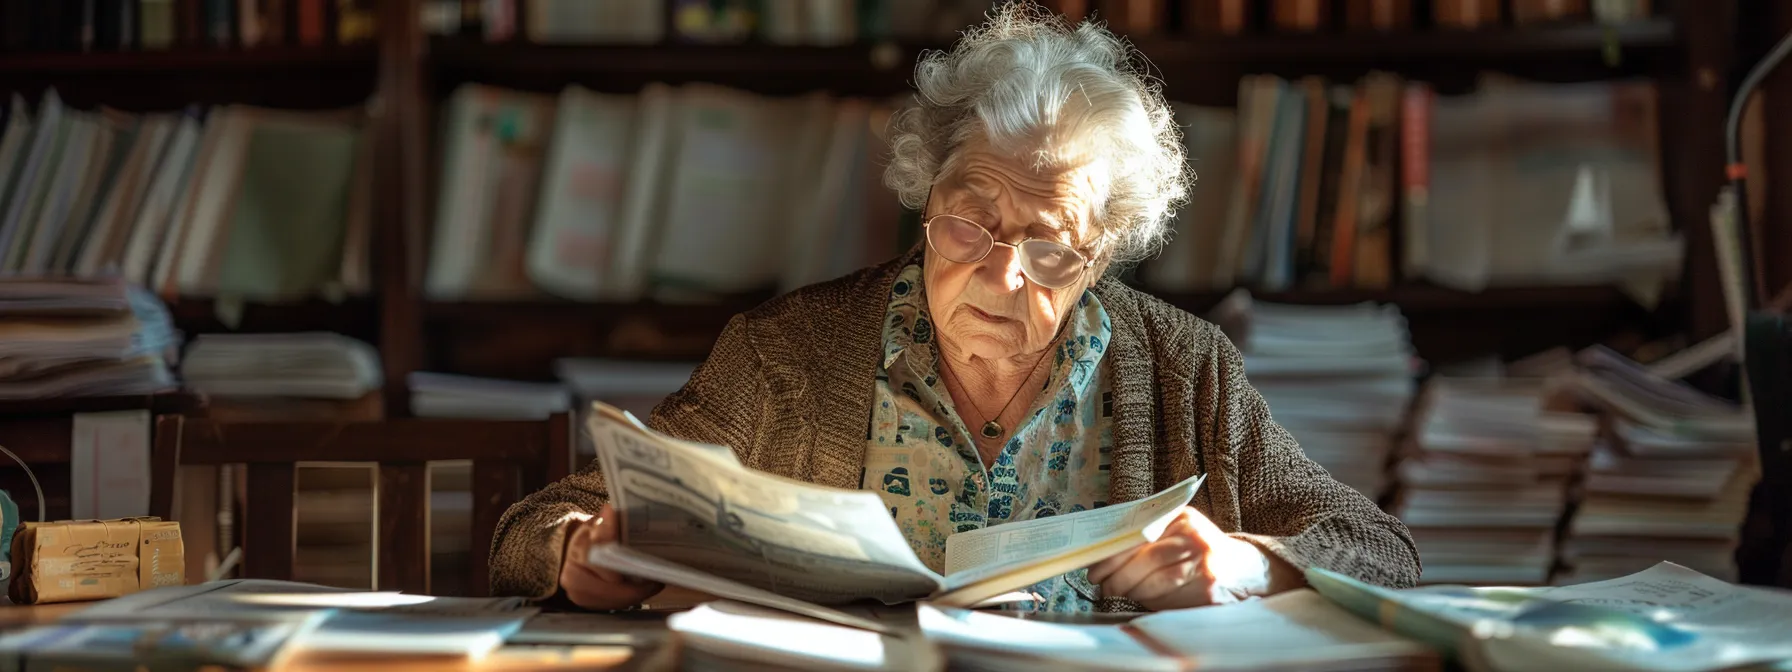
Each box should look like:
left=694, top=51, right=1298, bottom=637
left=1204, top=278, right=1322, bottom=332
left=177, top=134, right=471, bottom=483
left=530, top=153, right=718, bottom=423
left=7, top=518, right=185, bottom=605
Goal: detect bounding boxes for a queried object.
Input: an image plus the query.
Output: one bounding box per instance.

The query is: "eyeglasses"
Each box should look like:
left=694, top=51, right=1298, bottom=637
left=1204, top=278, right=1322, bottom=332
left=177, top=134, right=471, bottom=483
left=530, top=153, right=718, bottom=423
left=922, top=214, right=1094, bottom=289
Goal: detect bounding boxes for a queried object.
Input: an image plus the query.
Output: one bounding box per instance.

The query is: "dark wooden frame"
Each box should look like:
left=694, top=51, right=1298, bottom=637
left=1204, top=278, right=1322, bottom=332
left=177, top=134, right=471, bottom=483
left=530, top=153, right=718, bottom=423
left=147, top=413, right=574, bottom=596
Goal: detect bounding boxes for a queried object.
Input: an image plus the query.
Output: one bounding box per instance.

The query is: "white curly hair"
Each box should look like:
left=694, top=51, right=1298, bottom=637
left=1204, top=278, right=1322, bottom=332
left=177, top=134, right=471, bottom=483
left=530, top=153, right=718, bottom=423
left=883, top=1, right=1191, bottom=268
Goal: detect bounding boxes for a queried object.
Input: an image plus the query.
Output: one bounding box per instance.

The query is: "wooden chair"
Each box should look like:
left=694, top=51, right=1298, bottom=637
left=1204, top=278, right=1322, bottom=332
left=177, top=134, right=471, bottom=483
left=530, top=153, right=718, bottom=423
left=148, top=413, right=574, bottom=596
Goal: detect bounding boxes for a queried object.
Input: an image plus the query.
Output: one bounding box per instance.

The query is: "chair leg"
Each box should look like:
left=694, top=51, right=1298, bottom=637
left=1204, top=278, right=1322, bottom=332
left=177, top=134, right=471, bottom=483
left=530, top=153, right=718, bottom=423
left=243, top=463, right=296, bottom=582
left=470, top=460, right=520, bottom=598
left=148, top=415, right=182, bottom=521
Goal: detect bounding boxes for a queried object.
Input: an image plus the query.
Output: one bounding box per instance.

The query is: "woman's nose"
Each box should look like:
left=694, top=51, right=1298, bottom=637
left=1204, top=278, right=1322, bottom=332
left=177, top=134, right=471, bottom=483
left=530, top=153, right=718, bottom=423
left=977, top=244, right=1027, bottom=293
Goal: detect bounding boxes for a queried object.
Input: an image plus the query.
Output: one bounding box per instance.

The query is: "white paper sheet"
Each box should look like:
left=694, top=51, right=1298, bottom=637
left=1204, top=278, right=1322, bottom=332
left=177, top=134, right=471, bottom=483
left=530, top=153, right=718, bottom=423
left=69, top=410, right=151, bottom=520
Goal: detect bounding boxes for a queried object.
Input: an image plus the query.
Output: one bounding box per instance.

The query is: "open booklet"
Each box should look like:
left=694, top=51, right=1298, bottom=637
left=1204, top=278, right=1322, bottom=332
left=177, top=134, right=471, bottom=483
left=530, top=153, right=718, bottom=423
left=1308, top=561, right=1792, bottom=672
left=580, top=401, right=1205, bottom=632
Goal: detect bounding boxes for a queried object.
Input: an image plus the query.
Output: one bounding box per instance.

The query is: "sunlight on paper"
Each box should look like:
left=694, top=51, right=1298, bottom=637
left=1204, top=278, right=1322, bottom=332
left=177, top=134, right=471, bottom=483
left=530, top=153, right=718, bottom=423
left=230, top=592, right=437, bottom=608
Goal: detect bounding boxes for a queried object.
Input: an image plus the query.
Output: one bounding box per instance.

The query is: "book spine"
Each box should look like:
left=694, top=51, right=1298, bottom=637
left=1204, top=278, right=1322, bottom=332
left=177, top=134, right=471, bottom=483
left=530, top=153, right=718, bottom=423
left=1344, top=0, right=1412, bottom=31
left=336, top=0, right=375, bottom=44
left=421, top=0, right=459, bottom=34
left=77, top=0, right=97, bottom=51
left=295, top=0, right=324, bottom=45
left=1512, top=0, right=1589, bottom=24
left=1398, top=82, right=1431, bottom=282
left=1102, top=0, right=1164, bottom=35
left=1271, top=0, right=1327, bottom=32
left=1185, top=0, right=1247, bottom=34
left=1433, top=0, right=1500, bottom=29
left=459, top=0, right=482, bottom=38
left=177, top=0, right=201, bottom=46
left=206, top=0, right=234, bottom=46
left=481, top=0, right=513, bottom=41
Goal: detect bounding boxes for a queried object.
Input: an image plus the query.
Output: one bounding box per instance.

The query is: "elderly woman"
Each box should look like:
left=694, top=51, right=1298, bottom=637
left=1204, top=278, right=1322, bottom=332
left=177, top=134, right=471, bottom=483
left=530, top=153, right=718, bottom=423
left=491, top=4, right=1419, bottom=613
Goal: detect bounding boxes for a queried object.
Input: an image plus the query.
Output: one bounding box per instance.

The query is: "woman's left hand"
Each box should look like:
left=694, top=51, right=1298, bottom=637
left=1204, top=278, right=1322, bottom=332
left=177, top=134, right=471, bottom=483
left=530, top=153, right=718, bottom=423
left=1086, top=506, right=1277, bottom=610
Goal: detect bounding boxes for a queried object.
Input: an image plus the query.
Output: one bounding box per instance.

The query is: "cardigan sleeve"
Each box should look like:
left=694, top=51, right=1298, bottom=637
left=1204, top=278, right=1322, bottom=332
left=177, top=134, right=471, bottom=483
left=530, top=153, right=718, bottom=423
left=487, top=314, right=769, bottom=600
left=1199, top=322, right=1422, bottom=590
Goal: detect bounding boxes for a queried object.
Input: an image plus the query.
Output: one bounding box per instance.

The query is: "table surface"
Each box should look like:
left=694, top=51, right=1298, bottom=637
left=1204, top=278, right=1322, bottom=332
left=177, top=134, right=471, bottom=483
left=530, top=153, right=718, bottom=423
left=0, top=587, right=1147, bottom=670
left=0, top=600, right=656, bottom=671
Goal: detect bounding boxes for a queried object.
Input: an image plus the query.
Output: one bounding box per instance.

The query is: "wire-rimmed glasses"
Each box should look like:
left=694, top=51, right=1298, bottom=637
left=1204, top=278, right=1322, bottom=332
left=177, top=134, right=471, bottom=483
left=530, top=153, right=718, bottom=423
left=922, top=214, right=1094, bottom=289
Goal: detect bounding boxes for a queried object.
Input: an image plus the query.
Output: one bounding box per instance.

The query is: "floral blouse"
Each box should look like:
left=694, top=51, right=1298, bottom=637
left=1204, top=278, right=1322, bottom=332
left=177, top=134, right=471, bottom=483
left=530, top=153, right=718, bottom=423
left=859, top=264, right=1116, bottom=613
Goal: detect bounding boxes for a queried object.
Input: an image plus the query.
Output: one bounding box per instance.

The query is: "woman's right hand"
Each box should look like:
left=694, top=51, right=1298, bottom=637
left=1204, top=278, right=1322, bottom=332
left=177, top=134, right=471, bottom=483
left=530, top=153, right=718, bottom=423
left=559, top=503, right=664, bottom=611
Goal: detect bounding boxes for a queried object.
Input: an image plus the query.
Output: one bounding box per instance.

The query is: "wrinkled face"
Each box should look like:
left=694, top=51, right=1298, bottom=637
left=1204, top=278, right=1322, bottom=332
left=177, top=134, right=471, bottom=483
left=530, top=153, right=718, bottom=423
left=924, top=138, right=1106, bottom=364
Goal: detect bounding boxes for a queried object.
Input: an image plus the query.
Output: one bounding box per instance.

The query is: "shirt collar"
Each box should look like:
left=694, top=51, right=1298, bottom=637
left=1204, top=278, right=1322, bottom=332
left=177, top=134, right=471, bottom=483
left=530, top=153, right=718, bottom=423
left=878, top=263, right=1114, bottom=396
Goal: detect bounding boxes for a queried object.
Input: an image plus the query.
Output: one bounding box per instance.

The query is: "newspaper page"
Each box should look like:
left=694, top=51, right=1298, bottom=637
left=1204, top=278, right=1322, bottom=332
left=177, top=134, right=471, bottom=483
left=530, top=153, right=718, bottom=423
left=587, top=403, right=946, bottom=606
left=1322, top=561, right=1792, bottom=672
left=942, top=474, right=1204, bottom=582
left=1471, top=562, right=1792, bottom=672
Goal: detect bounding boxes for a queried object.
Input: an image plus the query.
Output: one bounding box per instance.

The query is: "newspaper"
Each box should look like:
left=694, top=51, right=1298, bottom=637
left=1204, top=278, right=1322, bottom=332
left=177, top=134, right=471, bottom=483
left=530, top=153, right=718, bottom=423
left=590, top=406, right=945, bottom=606
left=1311, top=561, right=1792, bottom=672
left=583, top=402, right=1202, bottom=615
left=942, top=474, right=1204, bottom=584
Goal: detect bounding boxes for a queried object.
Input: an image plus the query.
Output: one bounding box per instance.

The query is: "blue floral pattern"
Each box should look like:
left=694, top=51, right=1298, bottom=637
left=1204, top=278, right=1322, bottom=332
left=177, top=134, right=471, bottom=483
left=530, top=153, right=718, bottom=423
left=861, top=264, right=1115, bottom=613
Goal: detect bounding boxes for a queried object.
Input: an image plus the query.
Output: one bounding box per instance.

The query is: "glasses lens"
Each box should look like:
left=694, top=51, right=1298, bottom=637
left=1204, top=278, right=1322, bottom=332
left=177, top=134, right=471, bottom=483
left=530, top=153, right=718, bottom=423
left=1018, top=239, right=1087, bottom=288
left=926, top=215, right=992, bottom=264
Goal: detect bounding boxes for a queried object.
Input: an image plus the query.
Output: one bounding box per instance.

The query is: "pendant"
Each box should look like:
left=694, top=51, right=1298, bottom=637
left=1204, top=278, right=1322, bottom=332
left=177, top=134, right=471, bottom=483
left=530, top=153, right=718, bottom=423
left=980, top=421, right=1002, bottom=439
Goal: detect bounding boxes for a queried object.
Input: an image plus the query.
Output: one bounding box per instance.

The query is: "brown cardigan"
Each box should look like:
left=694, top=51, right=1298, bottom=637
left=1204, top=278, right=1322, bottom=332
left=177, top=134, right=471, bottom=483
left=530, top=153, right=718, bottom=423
left=489, top=248, right=1422, bottom=603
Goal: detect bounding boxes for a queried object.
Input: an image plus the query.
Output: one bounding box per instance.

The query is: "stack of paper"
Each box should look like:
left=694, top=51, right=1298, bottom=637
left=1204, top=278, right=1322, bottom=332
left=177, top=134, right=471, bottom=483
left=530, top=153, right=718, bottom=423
left=180, top=332, right=381, bottom=399
left=408, top=372, right=571, bottom=420
left=0, top=277, right=179, bottom=399
left=1559, top=347, right=1758, bottom=584
left=1395, top=376, right=1597, bottom=586
left=1208, top=291, right=1418, bottom=499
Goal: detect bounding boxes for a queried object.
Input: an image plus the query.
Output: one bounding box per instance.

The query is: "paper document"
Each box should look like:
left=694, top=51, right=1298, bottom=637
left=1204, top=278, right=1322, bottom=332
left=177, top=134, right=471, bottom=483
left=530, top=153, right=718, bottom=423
left=1310, top=561, right=1792, bottom=672
left=942, top=474, right=1204, bottom=588
left=69, top=410, right=152, bottom=520
left=581, top=401, right=1204, bottom=624
left=590, top=406, right=943, bottom=606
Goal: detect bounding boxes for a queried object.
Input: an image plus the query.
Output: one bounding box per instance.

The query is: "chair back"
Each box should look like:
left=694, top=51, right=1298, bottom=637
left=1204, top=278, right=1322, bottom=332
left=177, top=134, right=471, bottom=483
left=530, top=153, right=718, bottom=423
left=150, top=413, right=573, bottom=596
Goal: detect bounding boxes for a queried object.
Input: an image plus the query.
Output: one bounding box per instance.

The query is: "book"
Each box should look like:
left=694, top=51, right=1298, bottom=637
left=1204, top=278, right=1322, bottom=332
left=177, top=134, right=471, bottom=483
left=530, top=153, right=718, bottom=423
left=578, top=401, right=1205, bottom=633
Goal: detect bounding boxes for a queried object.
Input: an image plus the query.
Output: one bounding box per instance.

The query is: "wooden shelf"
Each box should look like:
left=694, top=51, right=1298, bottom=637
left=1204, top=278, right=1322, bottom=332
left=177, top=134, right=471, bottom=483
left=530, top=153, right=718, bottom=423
left=428, top=38, right=929, bottom=97
left=168, top=297, right=379, bottom=340
left=1158, top=284, right=1639, bottom=313
left=0, top=393, right=201, bottom=417
left=0, top=46, right=378, bottom=73
left=428, top=19, right=1679, bottom=99
left=0, top=46, right=379, bottom=110
left=419, top=284, right=1643, bottom=379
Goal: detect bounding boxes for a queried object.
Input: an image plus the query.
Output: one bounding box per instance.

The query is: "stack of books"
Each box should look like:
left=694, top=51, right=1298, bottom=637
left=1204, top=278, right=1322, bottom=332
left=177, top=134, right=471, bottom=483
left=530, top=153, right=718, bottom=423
left=1558, top=347, right=1758, bottom=584
left=180, top=332, right=381, bottom=402
left=0, top=277, right=178, bottom=399
left=555, top=358, right=697, bottom=456
left=1394, top=376, right=1597, bottom=586
left=1207, top=291, right=1417, bottom=500
left=407, top=372, right=571, bottom=420
left=0, top=91, right=371, bottom=310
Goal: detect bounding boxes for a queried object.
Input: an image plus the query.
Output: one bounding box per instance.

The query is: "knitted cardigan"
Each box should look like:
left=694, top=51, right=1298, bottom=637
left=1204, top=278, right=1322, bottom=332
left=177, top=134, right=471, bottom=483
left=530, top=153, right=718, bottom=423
left=488, top=247, right=1422, bottom=604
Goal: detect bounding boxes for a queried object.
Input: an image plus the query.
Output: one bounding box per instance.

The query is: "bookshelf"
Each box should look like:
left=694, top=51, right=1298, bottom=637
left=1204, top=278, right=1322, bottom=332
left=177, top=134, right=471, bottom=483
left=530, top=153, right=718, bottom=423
left=0, top=2, right=1755, bottom=411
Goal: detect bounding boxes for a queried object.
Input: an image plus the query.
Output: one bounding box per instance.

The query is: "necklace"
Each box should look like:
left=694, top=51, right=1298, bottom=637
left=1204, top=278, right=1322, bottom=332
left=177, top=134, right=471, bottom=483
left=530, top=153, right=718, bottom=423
left=949, top=351, right=1051, bottom=441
